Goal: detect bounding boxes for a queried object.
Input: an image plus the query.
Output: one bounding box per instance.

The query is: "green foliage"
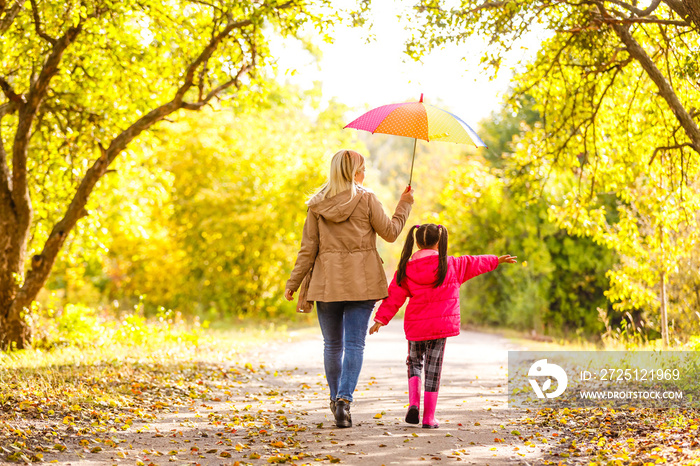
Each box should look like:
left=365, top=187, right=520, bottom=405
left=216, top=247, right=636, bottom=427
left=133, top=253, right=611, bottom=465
left=30, top=303, right=204, bottom=351
left=2, top=0, right=336, bottom=260
left=55, top=304, right=100, bottom=347
left=439, top=100, right=615, bottom=338
left=98, top=87, right=353, bottom=317
left=1, top=0, right=362, bottom=350
left=406, top=0, right=700, bottom=342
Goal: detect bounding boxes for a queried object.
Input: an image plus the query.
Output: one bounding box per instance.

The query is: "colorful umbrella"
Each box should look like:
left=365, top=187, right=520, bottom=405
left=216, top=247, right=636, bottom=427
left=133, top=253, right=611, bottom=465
left=344, top=94, right=487, bottom=185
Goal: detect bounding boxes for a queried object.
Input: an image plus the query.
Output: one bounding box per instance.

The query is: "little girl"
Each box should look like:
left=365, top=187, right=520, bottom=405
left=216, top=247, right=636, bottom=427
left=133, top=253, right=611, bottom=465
left=369, top=223, right=516, bottom=428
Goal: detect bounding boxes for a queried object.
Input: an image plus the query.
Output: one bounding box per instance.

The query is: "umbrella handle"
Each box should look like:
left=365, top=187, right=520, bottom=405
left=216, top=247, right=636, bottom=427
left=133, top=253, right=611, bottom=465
left=408, top=138, right=417, bottom=187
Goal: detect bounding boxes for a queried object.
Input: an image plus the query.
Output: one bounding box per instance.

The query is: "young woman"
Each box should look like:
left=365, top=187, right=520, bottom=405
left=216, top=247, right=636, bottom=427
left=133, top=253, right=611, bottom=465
left=370, top=223, right=516, bottom=428
left=285, top=149, right=414, bottom=428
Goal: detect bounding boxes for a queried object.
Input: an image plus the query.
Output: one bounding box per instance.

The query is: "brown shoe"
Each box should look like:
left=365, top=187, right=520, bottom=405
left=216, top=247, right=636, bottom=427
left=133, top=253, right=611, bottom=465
left=334, top=399, right=352, bottom=428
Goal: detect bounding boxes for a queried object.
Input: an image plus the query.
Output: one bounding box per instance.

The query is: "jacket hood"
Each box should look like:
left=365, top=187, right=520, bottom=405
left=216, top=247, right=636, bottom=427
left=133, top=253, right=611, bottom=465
left=404, top=255, right=440, bottom=286
left=308, top=186, right=367, bottom=223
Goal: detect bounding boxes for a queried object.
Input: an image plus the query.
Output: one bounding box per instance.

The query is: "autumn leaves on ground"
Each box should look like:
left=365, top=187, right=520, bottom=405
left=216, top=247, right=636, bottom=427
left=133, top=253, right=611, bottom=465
left=1, top=314, right=699, bottom=466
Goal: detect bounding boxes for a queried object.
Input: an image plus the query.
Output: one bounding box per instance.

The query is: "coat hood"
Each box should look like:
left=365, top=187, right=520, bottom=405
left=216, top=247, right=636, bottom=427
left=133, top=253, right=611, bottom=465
left=308, top=186, right=367, bottom=223
left=404, top=255, right=440, bottom=286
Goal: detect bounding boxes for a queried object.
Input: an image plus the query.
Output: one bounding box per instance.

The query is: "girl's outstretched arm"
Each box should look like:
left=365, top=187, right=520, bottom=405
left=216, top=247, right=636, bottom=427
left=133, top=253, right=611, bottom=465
left=455, top=254, right=518, bottom=284
left=373, top=271, right=409, bottom=328
left=454, top=254, right=499, bottom=284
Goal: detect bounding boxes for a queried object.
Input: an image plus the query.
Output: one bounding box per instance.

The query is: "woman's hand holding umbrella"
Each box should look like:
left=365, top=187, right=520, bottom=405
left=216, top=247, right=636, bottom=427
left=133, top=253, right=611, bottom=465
left=400, top=186, right=414, bottom=205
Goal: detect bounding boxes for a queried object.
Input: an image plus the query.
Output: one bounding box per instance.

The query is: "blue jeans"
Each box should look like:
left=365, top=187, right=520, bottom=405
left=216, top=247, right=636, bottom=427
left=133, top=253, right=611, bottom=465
left=316, top=300, right=376, bottom=403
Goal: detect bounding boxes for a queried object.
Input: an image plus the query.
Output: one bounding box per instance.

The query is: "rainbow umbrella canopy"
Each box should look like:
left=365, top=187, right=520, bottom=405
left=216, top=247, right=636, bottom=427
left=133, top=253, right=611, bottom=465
left=344, top=94, right=487, bottom=185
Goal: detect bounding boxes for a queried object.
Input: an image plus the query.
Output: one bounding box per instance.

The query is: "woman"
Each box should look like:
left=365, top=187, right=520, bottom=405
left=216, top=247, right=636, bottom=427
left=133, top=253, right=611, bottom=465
left=285, top=149, right=414, bottom=428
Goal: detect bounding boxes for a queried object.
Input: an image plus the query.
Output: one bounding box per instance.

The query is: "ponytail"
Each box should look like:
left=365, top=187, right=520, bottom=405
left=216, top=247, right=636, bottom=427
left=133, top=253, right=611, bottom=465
left=396, top=225, right=418, bottom=286
left=434, top=225, right=448, bottom=287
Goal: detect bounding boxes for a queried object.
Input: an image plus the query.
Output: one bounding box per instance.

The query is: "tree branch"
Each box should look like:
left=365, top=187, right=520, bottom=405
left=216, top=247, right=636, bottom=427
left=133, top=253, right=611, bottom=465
left=598, top=6, right=700, bottom=154
left=182, top=58, right=255, bottom=110
left=0, top=0, right=21, bottom=36
left=604, top=0, right=662, bottom=17
left=11, top=24, right=82, bottom=231
left=0, top=100, right=16, bottom=118
left=29, top=0, right=56, bottom=45
left=12, top=18, right=258, bottom=313
left=0, top=76, right=23, bottom=103
left=649, top=143, right=693, bottom=165
left=597, top=16, right=689, bottom=25
left=175, top=19, right=252, bottom=101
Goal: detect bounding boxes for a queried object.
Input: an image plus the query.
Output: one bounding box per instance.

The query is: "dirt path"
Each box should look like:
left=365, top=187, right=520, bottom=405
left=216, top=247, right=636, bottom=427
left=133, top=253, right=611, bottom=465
left=258, top=323, right=550, bottom=465
left=16, top=323, right=559, bottom=466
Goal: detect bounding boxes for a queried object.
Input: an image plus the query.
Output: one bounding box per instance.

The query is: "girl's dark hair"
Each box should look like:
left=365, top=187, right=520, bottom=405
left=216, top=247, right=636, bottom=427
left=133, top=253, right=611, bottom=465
left=396, top=224, right=449, bottom=288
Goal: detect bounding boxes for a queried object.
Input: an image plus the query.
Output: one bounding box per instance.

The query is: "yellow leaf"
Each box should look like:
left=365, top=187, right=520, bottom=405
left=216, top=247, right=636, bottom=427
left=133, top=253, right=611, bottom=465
left=374, top=413, right=383, bottom=419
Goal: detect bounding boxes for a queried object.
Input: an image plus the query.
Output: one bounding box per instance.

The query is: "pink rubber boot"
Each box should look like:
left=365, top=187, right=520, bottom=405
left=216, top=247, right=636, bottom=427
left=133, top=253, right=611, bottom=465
left=422, top=391, right=439, bottom=428
left=405, top=376, right=421, bottom=424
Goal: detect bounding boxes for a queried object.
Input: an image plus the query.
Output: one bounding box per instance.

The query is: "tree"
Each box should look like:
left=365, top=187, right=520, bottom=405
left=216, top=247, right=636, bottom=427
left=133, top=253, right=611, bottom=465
left=101, top=89, right=353, bottom=317
left=0, top=0, right=345, bottom=349
left=407, top=0, right=700, bottom=344
left=438, top=99, right=615, bottom=338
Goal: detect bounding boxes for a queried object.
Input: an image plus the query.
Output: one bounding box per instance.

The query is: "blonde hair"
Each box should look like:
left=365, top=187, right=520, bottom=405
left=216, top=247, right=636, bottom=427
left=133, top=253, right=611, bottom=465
left=308, top=150, right=365, bottom=204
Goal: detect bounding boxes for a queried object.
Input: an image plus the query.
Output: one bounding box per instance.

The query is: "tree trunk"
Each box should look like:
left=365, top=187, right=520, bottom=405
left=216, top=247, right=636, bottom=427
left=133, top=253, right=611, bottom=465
left=0, top=231, right=31, bottom=350
left=0, top=311, right=29, bottom=350
left=611, top=23, right=700, bottom=155
left=681, top=0, right=700, bottom=30
left=660, top=269, right=669, bottom=348
left=0, top=174, right=30, bottom=350
left=0, top=10, right=254, bottom=351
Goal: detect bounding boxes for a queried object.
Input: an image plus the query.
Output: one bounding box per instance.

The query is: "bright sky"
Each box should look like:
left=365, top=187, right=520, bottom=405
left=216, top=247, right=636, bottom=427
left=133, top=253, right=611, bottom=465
left=272, top=0, right=542, bottom=127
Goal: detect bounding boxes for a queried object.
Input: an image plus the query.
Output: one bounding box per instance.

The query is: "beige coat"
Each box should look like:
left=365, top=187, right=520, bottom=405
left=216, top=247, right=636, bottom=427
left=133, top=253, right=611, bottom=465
left=286, top=186, right=412, bottom=302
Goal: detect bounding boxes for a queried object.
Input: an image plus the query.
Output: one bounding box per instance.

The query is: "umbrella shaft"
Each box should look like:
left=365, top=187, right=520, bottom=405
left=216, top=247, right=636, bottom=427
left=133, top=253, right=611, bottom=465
left=409, top=138, right=417, bottom=186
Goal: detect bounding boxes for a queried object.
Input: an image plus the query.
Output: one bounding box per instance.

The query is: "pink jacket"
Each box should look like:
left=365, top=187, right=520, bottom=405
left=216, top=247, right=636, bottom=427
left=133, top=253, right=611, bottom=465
left=374, top=251, right=499, bottom=341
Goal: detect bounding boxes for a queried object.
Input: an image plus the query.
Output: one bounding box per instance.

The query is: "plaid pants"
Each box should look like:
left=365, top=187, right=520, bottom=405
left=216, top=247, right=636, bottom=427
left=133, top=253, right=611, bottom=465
left=406, top=338, right=446, bottom=392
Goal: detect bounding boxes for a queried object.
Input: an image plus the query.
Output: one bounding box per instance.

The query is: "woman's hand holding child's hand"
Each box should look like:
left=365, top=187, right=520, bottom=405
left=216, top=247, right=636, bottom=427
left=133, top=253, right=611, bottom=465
left=498, top=255, right=517, bottom=264
left=369, top=322, right=384, bottom=335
